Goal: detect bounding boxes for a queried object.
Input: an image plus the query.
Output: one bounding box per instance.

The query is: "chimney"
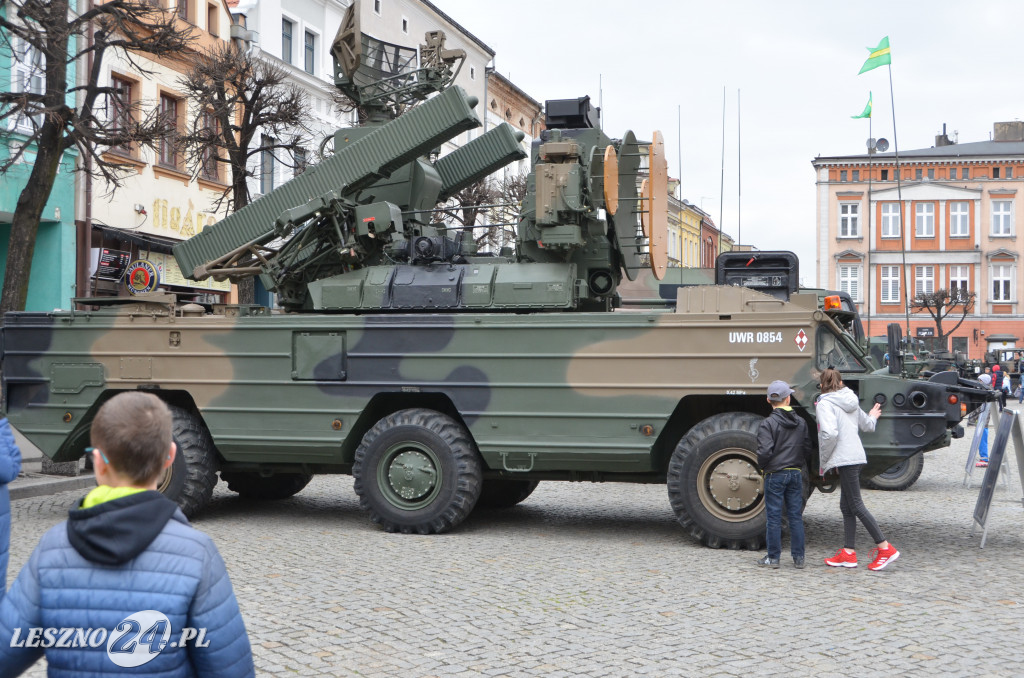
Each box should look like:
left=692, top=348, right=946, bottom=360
left=935, top=123, right=954, bottom=147
left=993, top=121, right=1024, bottom=142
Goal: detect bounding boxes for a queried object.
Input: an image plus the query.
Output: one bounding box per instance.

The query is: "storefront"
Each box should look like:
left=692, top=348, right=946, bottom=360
left=89, top=224, right=231, bottom=304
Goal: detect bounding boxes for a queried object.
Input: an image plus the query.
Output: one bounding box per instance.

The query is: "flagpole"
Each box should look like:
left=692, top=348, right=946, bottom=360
left=888, top=63, right=911, bottom=339
left=718, top=86, right=725, bottom=260
left=866, top=114, right=873, bottom=338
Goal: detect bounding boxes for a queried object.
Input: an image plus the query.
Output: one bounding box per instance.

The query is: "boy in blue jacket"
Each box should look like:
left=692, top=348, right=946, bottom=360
left=0, top=418, right=22, bottom=594
left=0, top=392, right=254, bottom=677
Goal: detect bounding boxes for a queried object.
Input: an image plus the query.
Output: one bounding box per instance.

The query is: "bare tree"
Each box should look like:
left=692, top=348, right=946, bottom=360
left=177, top=41, right=309, bottom=214
left=483, top=171, right=527, bottom=253
left=911, top=288, right=977, bottom=351
left=0, top=0, right=194, bottom=312
left=177, top=41, right=309, bottom=304
left=433, top=171, right=527, bottom=253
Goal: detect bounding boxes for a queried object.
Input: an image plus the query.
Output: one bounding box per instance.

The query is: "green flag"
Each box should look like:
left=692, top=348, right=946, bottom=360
left=851, top=92, right=872, bottom=119
left=859, top=37, right=891, bottom=74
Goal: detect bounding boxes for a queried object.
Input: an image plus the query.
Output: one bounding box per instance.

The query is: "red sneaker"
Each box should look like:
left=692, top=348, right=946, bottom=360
left=824, top=548, right=857, bottom=568
left=868, top=544, right=900, bottom=571
left=976, top=460, right=989, bottom=468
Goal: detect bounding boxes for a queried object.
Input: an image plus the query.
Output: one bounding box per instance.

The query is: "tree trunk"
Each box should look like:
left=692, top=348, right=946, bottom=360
left=231, top=161, right=255, bottom=304
left=1, top=123, right=66, bottom=313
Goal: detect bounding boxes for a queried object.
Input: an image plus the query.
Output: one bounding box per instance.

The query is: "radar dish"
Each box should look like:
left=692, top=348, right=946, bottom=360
left=646, top=130, right=668, bottom=280
left=876, top=138, right=889, bottom=152
left=603, top=145, right=619, bottom=215
left=609, top=130, right=644, bottom=281
left=331, top=4, right=361, bottom=78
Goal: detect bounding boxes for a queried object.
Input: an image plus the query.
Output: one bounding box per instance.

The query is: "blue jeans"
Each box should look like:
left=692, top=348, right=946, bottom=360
left=764, top=469, right=805, bottom=561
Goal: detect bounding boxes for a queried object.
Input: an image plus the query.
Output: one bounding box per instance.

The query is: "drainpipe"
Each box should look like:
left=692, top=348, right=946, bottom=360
left=78, top=0, right=95, bottom=305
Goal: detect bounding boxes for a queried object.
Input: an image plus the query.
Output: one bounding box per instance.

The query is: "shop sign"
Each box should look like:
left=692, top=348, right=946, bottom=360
left=97, top=249, right=131, bottom=281
left=149, top=253, right=231, bottom=292
left=125, top=260, right=160, bottom=295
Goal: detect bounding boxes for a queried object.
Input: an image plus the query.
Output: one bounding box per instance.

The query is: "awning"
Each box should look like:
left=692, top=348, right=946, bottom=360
left=92, top=224, right=180, bottom=255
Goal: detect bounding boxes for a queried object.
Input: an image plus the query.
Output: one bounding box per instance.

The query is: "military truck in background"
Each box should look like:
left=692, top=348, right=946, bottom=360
left=0, top=7, right=992, bottom=549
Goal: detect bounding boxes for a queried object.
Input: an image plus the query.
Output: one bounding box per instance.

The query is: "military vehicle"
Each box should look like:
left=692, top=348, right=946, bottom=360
left=0, top=7, right=992, bottom=549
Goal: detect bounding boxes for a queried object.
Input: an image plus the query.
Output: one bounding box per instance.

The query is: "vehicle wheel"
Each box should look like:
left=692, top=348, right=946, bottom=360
left=157, top=405, right=219, bottom=518
left=352, top=408, right=482, bottom=534
left=666, top=412, right=766, bottom=550
left=476, top=479, right=539, bottom=509
left=861, top=452, right=924, bottom=491
left=221, top=471, right=313, bottom=500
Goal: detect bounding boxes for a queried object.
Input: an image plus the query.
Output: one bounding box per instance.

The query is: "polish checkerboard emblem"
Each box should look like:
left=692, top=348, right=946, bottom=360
left=795, top=329, right=808, bottom=351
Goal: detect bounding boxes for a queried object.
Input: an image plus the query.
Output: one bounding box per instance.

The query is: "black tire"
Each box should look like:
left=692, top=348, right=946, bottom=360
left=158, top=405, right=219, bottom=518
left=476, top=479, right=539, bottom=509
left=221, top=471, right=313, bottom=500
left=352, top=408, right=482, bottom=534
left=666, top=412, right=766, bottom=550
left=861, top=452, right=924, bottom=491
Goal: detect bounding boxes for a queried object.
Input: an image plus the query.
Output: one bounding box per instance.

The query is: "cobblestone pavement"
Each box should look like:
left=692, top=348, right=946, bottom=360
left=7, top=431, right=1024, bottom=677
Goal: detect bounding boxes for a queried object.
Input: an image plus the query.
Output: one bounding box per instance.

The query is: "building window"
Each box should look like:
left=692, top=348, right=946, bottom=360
left=1008, top=167, right=1014, bottom=179
left=992, top=200, right=1013, bottom=235
left=880, top=265, right=900, bottom=304
left=282, top=19, right=293, bottom=65
left=961, top=167, right=970, bottom=179
left=915, top=202, right=934, bottom=237
left=949, top=201, right=969, bottom=237
left=881, top=169, right=889, bottom=180
left=839, top=170, right=847, bottom=182
left=109, top=76, right=134, bottom=156
left=915, top=169, right=923, bottom=180
left=304, top=30, right=315, bottom=74
left=838, top=264, right=861, bottom=302
left=158, top=94, right=179, bottom=167
left=992, top=263, right=1013, bottom=302
left=852, top=170, right=860, bottom=181
left=199, top=110, right=219, bottom=181
left=881, top=202, right=901, bottom=238
left=927, top=168, right=935, bottom=180
left=260, top=135, right=276, bottom=195
left=915, top=265, right=935, bottom=297
left=293, top=148, right=307, bottom=177
left=207, top=3, right=217, bottom=36
left=993, top=167, right=1001, bottom=179
left=374, top=0, right=382, bottom=14
left=949, top=265, right=969, bottom=302
left=401, top=17, right=408, bottom=33
left=839, top=202, right=859, bottom=237
left=11, top=38, right=45, bottom=132
left=470, top=66, right=476, bottom=80
left=177, top=0, right=189, bottom=22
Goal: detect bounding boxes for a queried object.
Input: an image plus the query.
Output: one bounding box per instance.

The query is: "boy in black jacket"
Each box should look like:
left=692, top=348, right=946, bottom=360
left=755, top=380, right=812, bottom=569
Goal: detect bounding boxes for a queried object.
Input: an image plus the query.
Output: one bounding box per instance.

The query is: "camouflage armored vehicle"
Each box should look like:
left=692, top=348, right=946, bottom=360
left=0, top=10, right=991, bottom=549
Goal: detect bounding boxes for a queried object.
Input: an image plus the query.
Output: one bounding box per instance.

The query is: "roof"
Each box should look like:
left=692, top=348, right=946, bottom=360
left=418, top=0, right=495, bottom=57
left=489, top=70, right=542, bottom=110
left=814, top=138, right=1024, bottom=165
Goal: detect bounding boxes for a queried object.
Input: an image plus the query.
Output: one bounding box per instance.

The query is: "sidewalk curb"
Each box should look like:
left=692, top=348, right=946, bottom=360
left=10, top=474, right=95, bottom=501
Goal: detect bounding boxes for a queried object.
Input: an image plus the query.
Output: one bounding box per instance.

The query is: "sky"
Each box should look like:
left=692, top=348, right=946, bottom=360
left=430, top=0, right=1023, bottom=286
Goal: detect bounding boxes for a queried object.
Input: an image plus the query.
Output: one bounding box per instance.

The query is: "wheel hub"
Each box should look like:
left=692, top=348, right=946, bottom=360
left=387, top=449, right=438, bottom=501
left=707, top=457, right=761, bottom=512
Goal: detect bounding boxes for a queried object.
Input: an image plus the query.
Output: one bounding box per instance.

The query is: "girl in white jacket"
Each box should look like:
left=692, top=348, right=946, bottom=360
left=816, top=368, right=900, bottom=571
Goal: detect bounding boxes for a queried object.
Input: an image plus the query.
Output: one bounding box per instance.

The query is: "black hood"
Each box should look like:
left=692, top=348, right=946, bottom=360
left=772, top=407, right=803, bottom=429
left=66, top=490, right=183, bottom=566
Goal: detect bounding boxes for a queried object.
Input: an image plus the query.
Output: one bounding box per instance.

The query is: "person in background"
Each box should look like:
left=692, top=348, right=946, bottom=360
left=816, top=368, right=900, bottom=571
left=755, top=380, right=812, bottom=570
left=0, top=419, right=21, bottom=595
left=992, top=365, right=1007, bottom=411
